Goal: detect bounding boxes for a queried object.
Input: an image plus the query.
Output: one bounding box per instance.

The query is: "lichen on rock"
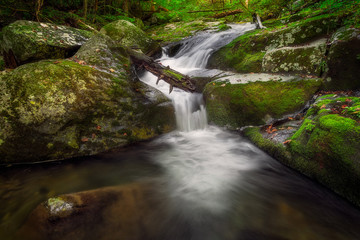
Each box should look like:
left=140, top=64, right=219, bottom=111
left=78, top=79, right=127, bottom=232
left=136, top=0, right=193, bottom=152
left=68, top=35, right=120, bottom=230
left=0, top=31, right=175, bottom=164
left=203, top=78, right=322, bottom=129
left=243, top=93, right=360, bottom=207
left=0, top=20, right=92, bottom=67
left=100, top=20, right=161, bottom=55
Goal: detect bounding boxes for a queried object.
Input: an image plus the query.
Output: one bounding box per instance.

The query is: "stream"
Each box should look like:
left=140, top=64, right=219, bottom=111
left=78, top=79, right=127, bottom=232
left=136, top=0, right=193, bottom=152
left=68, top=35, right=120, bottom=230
left=1, top=23, right=360, bottom=240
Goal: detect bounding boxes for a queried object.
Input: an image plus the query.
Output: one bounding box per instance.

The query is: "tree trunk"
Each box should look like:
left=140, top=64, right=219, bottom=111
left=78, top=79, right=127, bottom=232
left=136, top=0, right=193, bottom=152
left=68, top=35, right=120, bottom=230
left=84, top=0, right=88, bottom=19
left=252, top=13, right=265, bottom=29
left=128, top=49, right=196, bottom=93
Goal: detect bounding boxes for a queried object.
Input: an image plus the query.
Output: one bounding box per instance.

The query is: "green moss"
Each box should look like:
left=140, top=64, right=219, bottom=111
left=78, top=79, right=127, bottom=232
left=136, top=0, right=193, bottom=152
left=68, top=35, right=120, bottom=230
left=164, top=69, right=182, bottom=80
left=204, top=79, right=322, bottom=128
left=208, top=13, right=343, bottom=73
left=243, top=127, right=291, bottom=164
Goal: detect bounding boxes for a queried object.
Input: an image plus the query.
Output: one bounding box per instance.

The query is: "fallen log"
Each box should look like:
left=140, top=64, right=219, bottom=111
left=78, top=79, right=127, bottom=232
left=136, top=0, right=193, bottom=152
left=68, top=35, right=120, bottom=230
left=212, top=9, right=243, bottom=18
left=128, top=49, right=196, bottom=93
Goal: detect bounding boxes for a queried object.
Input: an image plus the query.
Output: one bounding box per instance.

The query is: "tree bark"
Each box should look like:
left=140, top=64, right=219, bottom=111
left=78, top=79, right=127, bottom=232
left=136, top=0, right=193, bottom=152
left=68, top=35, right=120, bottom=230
left=128, top=49, right=196, bottom=93
left=212, top=9, right=243, bottom=18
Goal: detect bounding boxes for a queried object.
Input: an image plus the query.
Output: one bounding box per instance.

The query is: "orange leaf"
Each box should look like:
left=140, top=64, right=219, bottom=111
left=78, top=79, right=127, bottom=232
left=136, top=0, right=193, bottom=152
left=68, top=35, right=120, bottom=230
left=341, top=105, right=347, bottom=109
left=123, top=133, right=127, bottom=136
left=283, top=140, right=292, bottom=144
left=81, top=137, right=89, bottom=142
left=96, top=125, right=101, bottom=130
left=320, top=104, right=326, bottom=109
left=109, top=68, right=115, bottom=73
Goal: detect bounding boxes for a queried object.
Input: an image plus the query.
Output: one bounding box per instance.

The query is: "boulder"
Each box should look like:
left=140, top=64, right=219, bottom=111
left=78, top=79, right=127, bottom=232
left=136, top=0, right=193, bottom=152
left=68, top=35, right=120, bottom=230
left=262, top=38, right=327, bottom=76
left=203, top=78, right=322, bottom=129
left=207, top=13, right=343, bottom=73
left=244, top=93, right=360, bottom=207
left=16, top=182, right=165, bottom=240
left=324, top=27, right=360, bottom=90
left=100, top=20, right=161, bottom=56
left=0, top=20, right=92, bottom=68
left=0, top=34, right=175, bottom=164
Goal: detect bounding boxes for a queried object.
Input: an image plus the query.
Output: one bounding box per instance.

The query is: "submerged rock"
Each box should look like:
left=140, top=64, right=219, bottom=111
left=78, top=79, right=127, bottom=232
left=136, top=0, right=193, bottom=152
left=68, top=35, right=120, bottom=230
left=325, top=27, right=360, bottom=90
left=100, top=20, right=161, bottom=55
left=203, top=78, right=322, bottom=129
left=0, top=33, right=175, bottom=164
left=16, top=182, right=165, bottom=240
left=244, top=93, right=360, bottom=207
left=0, top=20, right=92, bottom=68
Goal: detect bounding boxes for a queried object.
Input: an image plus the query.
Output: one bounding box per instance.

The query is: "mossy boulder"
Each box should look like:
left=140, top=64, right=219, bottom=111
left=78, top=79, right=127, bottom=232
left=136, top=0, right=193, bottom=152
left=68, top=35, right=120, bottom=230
left=244, top=94, right=360, bottom=207
left=0, top=34, right=175, bottom=164
left=100, top=20, right=160, bottom=55
left=207, top=13, right=343, bottom=73
left=324, top=27, right=360, bottom=90
left=203, top=78, right=322, bottom=129
left=262, top=38, right=327, bottom=75
left=0, top=20, right=92, bottom=68
left=16, top=182, right=166, bottom=240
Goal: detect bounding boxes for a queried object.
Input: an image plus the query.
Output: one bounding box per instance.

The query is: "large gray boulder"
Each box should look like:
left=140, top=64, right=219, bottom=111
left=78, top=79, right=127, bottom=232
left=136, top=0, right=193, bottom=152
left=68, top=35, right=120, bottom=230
left=262, top=38, right=327, bottom=76
left=100, top=20, right=161, bottom=55
left=0, top=20, right=92, bottom=68
left=324, top=27, right=360, bottom=90
left=0, top=33, right=175, bottom=164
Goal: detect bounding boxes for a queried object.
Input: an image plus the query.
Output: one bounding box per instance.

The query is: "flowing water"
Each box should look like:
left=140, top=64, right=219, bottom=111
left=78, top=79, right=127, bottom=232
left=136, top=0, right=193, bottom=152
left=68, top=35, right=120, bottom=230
left=1, top=23, right=360, bottom=240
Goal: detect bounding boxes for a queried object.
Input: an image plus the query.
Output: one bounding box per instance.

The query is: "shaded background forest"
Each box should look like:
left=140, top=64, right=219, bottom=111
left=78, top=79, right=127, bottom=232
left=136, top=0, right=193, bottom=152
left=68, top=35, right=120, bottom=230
left=0, top=0, right=359, bottom=31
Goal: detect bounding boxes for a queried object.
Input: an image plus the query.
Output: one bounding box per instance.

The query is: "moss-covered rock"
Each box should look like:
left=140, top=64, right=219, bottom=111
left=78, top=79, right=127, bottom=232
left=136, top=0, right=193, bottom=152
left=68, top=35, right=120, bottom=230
left=244, top=94, right=360, bottom=207
left=100, top=20, right=160, bottom=55
left=0, top=20, right=92, bottom=68
left=16, top=182, right=166, bottom=240
left=324, top=27, right=360, bottom=90
left=203, top=78, right=322, bottom=129
left=262, top=38, right=327, bottom=75
left=207, top=13, right=343, bottom=73
left=0, top=34, right=175, bottom=164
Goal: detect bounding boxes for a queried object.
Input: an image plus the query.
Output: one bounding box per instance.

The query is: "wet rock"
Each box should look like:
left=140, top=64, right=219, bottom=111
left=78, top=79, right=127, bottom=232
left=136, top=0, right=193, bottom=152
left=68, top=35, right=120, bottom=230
left=208, top=13, right=343, bottom=73
left=243, top=93, right=360, bottom=207
left=0, top=20, right=92, bottom=68
left=16, top=182, right=165, bottom=240
left=325, top=27, right=360, bottom=90
left=262, top=38, right=327, bottom=75
left=100, top=20, right=161, bottom=56
left=0, top=33, right=175, bottom=164
left=203, top=78, right=322, bottom=129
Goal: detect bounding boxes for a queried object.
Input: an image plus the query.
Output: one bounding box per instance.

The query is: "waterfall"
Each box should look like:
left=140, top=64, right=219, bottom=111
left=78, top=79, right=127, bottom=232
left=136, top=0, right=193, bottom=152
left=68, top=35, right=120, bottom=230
left=140, top=23, right=256, bottom=132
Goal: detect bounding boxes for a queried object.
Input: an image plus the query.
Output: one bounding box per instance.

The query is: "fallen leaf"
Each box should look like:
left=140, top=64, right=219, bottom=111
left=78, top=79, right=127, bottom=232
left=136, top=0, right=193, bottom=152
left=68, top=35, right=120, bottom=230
left=283, top=140, right=292, bottom=144
left=109, top=68, right=115, bottom=73
left=81, top=137, right=89, bottom=142
left=123, top=133, right=127, bottom=136
left=78, top=60, right=85, bottom=65
left=320, top=104, right=326, bottom=109
left=212, top=83, right=215, bottom=86
left=95, top=49, right=100, bottom=52
left=96, top=125, right=101, bottom=130
left=288, top=117, right=294, bottom=120
left=92, top=133, right=96, bottom=139
left=221, top=84, right=226, bottom=87
left=341, top=105, right=347, bottom=109
left=54, top=61, right=61, bottom=64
